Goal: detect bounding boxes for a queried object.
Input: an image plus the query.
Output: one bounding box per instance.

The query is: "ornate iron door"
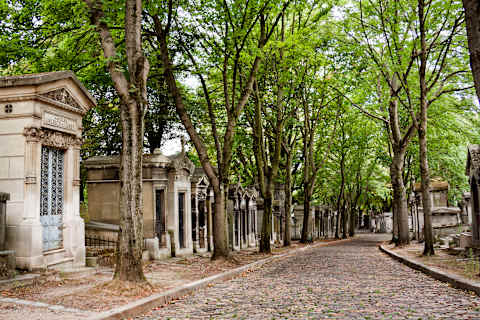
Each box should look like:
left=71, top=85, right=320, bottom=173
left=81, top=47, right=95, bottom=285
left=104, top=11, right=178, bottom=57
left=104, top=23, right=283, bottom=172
left=40, top=146, right=64, bottom=251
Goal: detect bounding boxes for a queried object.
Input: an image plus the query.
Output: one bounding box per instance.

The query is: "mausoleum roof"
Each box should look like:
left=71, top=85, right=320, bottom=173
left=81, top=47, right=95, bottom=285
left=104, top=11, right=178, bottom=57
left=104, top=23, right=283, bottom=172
left=0, top=71, right=96, bottom=111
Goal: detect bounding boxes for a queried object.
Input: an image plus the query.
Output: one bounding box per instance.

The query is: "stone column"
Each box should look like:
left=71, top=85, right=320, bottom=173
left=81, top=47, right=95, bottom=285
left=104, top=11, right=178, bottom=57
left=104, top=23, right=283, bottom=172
left=63, top=141, right=85, bottom=266
left=17, top=128, right=43, bottom=269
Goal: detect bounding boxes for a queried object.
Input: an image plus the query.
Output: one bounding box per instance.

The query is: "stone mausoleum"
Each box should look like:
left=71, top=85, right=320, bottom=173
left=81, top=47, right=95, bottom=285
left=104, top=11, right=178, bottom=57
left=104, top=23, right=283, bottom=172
left=466, top=145, right=480, bottom=247
left=0, top=71, right=95, bottom=270
left=84, top=149, right=198, bottom=257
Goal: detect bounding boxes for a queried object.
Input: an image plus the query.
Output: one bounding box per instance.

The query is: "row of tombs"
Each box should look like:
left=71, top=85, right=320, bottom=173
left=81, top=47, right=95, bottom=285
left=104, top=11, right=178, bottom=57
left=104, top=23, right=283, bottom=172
left=84, top=153, right=337, bottom=259
left=0, top=70, right=333, bottom=270
left=371, top=145, right=480, bottom=250
left=1, top=71, right=479, bottom=272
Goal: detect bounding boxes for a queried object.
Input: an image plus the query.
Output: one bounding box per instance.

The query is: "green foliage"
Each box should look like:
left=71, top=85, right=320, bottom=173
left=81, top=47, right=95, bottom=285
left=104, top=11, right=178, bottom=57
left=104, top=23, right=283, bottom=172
left=0, top=0, right=477, bottom=213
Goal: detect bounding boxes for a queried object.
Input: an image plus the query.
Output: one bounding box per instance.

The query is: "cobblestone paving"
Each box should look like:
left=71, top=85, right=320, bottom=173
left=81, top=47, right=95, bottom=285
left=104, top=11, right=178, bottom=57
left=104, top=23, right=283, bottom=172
left=137, top=234, right=480, bottom=319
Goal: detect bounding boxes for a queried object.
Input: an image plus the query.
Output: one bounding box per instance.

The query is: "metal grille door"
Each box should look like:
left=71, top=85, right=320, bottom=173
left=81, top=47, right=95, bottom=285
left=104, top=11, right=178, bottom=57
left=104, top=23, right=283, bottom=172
left=178, top=192, right=185, bottom=248
left=155, top=189, right=165, bottom=246
left=40, top=146, right=64, bottom=251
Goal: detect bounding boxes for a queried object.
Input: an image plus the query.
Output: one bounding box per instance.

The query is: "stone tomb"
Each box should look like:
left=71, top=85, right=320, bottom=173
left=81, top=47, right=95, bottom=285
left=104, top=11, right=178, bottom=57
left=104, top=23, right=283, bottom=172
left=0, top=71, right=95, bottom=270
left=84, top=149, right=196, bottom=257
left=292, top=205, right=317, bottom=240
left=466, top=145, right=480, bottom=247
left=190, top=168, right=210, bottom=253
left=414, top=180, right=461, bottom=236
left=228, top=185, right=258, bottom=251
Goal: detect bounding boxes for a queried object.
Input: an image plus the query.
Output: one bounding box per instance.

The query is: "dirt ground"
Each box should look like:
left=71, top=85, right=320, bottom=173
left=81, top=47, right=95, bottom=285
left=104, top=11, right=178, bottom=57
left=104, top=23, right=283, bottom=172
left=386, top=241, right=480, bottom=280
left=0, top=239, right=333, bottom=316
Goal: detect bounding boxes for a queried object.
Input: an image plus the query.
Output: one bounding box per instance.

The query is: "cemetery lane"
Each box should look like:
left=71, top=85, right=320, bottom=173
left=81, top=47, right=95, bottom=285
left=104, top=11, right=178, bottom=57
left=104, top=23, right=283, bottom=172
left=138, top=233, right=480, bottom=319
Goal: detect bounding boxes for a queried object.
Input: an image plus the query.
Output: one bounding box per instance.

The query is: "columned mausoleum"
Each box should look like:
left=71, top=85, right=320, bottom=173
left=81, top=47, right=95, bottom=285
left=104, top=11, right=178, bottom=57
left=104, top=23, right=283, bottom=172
left=0, top=71, right=95, bottom=270
left=84, top=149, right=196, bottom=257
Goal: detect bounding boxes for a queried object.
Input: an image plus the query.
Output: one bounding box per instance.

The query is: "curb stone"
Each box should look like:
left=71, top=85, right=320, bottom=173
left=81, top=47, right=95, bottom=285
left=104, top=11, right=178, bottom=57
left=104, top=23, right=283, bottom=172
left=88, top=238, right=353, bottom=320
left=379, top=244, right=480, bottom=296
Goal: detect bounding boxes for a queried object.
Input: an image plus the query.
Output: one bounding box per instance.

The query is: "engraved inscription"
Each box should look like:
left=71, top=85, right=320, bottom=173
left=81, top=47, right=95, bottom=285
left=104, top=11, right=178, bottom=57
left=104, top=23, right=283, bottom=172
left=43, top=112, right=75, bottom=131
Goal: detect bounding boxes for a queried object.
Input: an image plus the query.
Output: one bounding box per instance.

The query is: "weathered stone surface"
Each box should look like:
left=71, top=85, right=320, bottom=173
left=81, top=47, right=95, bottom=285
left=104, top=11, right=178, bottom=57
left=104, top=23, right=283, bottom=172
left=0, top=71, right=92, bottom=270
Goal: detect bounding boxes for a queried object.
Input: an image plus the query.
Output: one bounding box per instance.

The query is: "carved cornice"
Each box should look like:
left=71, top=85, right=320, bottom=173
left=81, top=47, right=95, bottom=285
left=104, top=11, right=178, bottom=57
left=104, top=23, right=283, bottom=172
left=23, top=126, right=81, bottom=149
left=40, top=88, right=83, bottom=111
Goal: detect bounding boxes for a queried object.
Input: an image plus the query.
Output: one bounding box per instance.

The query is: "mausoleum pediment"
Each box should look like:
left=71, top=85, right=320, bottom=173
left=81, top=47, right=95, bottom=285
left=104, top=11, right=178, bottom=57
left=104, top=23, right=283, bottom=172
left=192, top=167, right=209, bottom=187
left=0, top=71, right=96, bottom=116
left=38, top=87, right=88, bottom=115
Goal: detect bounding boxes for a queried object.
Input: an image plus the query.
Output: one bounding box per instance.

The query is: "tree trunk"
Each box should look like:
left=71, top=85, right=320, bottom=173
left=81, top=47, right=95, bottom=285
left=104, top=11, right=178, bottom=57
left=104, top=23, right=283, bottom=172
left=348, top=207, right=355, bottom=237
left=419, top=126, right=434, bottom=255
left=283, top=151, right=293, bottom=247
left=342, top=202, right=348, bottom=239
left=157, top=25, right=231, bottom=259
left=212, top=185, right=230, bottom=259
left=114, top=103, right=146, bottom=282
left=335, top=207, right=340, bottom=239
left=84, top=0, right=149, bottom=282
left=301, top=188, right=311, bottom=243
left=462, top=0, right=480, bottom=101
left=418, top=0, right=435, bottom=256
left=206, top=190, right=213, bottom=252
left=260, top=195, right=273, bottom=252
left=390, top=150, right=409, bottom=245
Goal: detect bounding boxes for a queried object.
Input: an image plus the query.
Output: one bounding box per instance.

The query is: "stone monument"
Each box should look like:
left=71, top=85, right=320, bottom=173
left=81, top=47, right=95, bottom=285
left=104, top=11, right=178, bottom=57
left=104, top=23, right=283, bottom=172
left=0, top=71, right=95, bottom=269
left=466, top=145, right=480, bottom=247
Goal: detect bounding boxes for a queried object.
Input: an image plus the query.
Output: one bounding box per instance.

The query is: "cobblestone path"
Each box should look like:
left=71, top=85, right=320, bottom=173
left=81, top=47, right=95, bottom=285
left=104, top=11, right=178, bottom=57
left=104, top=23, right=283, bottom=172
left=138, top=234, right=480, bottom=319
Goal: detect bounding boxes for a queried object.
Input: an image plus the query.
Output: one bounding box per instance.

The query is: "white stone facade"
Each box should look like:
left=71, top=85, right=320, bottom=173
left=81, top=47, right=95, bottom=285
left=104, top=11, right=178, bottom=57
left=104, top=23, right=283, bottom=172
left=0, top=71, right=95, bottom=270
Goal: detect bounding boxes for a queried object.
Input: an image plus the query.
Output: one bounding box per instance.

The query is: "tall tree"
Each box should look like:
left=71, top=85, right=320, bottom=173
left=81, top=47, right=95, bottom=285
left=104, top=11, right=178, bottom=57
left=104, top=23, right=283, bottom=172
left=153, top=0, right=289, bottom=259
left=413, top=0, right=467, bottom=255
left=462, top=0, right=480, bottom=101
left=84, top=0, right=149, bottom=281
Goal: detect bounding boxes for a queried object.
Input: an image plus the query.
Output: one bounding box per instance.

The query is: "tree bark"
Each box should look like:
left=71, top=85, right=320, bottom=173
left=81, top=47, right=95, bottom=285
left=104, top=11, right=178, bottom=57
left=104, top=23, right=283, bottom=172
left=462, top=0, right=480, bottom=101
left=84, top=0, right=148, bottom=282
left=342, top=201, right=348, bottom=239
left=212, top=185, right=230, bottom=259
left=301, top=190, right=311, bottom=242
left=156, top=23, right=231, bottom=259
left=283, top=148, right=293, bottom=246
left=390, top=149, right=409, bottom=245
left=418, top=0, right=434, bottom=255
left=206, top=189, right=213, bottom=252
left=260, top=196, right=273, bottom=251
left=348, top=207, right=355, bottom=237
left=387, top=74, right=411, bottom=246
left=115, top=102, right=145, bottom=282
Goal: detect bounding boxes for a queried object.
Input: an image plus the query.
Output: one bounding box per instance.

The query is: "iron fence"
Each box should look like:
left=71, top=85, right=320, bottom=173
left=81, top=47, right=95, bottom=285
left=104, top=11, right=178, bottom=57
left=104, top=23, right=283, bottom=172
left=85, top=235, right=117, bottom=248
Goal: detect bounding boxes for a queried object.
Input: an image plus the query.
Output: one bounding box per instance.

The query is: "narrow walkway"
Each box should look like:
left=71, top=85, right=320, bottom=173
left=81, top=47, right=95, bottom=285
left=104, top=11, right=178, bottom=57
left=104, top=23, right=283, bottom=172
left=138, top=234, right=480, bottom=319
